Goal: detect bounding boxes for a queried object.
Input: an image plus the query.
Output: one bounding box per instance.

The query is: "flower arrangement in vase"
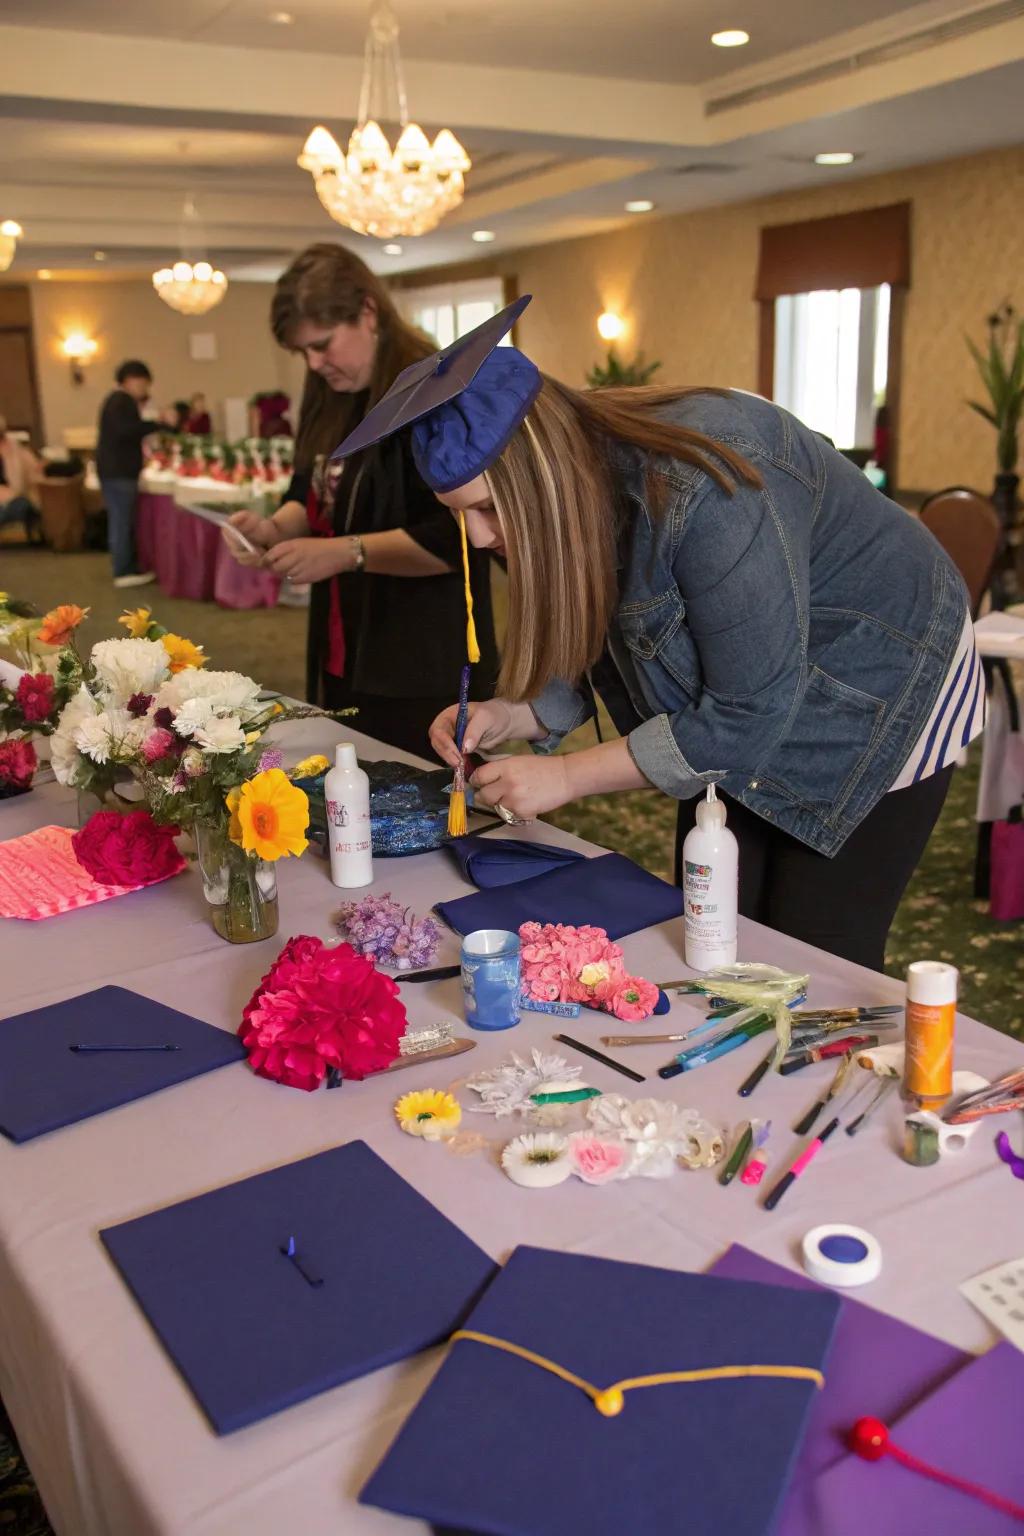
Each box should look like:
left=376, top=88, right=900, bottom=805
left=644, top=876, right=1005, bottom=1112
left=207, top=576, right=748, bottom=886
left=0, top=597, right=89, bottom=796
left=48, top=606, right=350, bottom=940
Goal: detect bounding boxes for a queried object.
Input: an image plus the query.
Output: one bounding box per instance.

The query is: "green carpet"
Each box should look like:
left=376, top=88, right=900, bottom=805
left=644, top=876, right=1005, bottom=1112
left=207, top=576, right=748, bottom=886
left=0, top=545, right=1020, bottom=1530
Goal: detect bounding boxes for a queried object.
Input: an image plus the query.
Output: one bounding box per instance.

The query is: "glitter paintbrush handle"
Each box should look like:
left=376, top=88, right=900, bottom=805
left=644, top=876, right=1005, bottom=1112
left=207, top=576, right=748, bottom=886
left=454, top=664, right=471, bottom=754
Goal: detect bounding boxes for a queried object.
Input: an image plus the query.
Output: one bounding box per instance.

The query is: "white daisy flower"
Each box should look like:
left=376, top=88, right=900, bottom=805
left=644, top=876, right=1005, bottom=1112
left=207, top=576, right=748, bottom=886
left=500, top=1131, right=571, bottom=1188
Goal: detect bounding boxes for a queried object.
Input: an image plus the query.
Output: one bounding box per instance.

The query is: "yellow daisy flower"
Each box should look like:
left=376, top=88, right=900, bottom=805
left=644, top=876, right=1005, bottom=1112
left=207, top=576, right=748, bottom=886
left=118, top=606, right=152, bottom=638
left=292, top=753, right=331, bottom=779
left=395, top=1089, right=462, bottom=1141
left=161, top=633, right=208, bottom=674
left=231, top=768, right=309, bottom=860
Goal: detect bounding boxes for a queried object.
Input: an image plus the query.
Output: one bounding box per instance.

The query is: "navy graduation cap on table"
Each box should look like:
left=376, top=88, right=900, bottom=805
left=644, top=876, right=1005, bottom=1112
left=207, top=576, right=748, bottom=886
left=361, top=1245, right=840, bottom=1536
left=100, top=1140, right=495, bottom=1435
left=0, top=985, right=246, bottom=1144
left=332, top=294, right=540, bottom=493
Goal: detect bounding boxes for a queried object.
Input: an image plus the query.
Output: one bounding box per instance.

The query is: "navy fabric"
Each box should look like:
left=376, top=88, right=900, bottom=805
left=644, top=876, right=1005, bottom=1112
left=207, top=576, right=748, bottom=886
left=0, top=986, right=246, bottom=1144
left=448, top=833, right=585, bottom=888
left=435, top=851, right=683, bottom=939
left=333, top=296, right=540, bottom=491
left=101, top=1140, right=496, bottom=1435
left=361, top=1244, right=840, bottom=1536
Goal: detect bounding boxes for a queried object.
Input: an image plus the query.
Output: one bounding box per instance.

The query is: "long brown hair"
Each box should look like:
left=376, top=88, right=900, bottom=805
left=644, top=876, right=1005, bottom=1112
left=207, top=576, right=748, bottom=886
left=485, top=379, right=762, bottom=701
left=271, top=243, right=433, bottom=470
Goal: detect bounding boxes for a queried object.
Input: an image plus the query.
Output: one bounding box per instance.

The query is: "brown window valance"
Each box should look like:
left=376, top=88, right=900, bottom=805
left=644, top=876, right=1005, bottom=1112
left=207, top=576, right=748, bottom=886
left=755, top=202, right=910, bottom=300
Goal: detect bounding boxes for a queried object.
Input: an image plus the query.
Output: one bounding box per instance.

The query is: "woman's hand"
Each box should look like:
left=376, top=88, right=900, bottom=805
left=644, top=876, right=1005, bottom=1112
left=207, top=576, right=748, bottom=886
left=429, top=698, right=538, bottom=770
left=221, top=510, right=282, bottom=566
left=263, top=537, right=351, bottom=584
left=471, top=755, right=573, bottom=821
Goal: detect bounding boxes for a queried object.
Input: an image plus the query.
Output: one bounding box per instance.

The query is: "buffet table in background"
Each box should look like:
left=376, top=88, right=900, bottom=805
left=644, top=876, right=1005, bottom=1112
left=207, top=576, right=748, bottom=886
left=136, top=491, right=281, bottom=610
left=1, top=722, right=1023, bottom=1536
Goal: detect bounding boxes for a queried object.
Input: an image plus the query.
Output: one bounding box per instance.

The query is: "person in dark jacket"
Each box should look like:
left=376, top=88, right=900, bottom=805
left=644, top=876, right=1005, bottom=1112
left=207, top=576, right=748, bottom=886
left=225, top=244, right=498, bottom=755
left=96, top=360, right=163, bottom=588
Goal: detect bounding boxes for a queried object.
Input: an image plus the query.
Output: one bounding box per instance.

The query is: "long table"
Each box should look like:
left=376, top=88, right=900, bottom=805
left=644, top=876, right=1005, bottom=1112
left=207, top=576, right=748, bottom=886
left=1, top=723, right=1022, bottom=1536
left=136, top=492, right=280, bottom=610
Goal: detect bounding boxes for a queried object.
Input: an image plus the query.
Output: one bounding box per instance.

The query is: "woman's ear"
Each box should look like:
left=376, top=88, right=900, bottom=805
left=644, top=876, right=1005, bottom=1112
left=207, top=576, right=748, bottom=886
left=362, top=295, right=379, bottom=332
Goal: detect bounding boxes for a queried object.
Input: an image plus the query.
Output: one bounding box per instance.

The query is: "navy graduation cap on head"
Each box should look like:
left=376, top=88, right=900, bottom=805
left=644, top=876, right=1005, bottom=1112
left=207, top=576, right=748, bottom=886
left=332, top=294, right=540, bottom=494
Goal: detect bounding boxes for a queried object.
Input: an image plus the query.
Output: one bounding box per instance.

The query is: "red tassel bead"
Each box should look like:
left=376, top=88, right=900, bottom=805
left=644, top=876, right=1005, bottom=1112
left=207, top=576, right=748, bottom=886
left=849, top=1417, right=890, bottom=1461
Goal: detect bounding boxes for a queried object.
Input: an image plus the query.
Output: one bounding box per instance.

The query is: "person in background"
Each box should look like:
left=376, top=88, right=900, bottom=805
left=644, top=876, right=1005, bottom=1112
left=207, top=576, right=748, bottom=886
left=339, top=303, right=978, bottom=972
left=186, top=392, right=212, bottom=435
left=168, top=400, right=190, bottom=432
left=0, top=414, right=42, bottom=543
left=96, top=360, right=166, bottom=589
left=224, top=243, right=499, bottom=755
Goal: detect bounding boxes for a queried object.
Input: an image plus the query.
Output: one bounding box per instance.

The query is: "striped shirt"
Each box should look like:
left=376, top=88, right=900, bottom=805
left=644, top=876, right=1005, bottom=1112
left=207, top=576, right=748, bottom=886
left=889, top=613, right=985, bottom=791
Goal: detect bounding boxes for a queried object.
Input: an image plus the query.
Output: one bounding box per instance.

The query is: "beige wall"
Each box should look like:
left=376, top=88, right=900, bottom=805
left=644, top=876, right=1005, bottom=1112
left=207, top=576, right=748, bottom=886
left=29, top=279, right=306, bottom=448
left=401, top=144, right=1024, bottom=491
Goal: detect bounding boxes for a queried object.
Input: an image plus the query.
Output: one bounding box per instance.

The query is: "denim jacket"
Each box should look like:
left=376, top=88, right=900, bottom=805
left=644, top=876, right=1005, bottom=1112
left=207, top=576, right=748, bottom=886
left=532, top=391, right=968, bottom=857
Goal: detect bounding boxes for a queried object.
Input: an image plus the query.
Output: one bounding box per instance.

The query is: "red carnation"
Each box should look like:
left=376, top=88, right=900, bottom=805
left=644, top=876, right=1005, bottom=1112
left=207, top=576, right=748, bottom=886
left=0, top=737, right=37, bottom=791
left=71, top=809, right=184, bottom=887
left=239, top=935, right=406, bottom=1091
left=15, top=672, right=55, bottom=724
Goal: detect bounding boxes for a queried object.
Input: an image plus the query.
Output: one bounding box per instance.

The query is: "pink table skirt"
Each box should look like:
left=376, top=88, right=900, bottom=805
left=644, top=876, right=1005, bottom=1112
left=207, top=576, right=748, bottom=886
left=136, top=493, right=281, bottom=610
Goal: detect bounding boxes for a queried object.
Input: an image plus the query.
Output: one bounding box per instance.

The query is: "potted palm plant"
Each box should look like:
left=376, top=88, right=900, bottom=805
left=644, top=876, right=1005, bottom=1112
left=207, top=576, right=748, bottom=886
left=966, top=300, right=1023, bottom=528
left=587, top=350, right=661, bottom=388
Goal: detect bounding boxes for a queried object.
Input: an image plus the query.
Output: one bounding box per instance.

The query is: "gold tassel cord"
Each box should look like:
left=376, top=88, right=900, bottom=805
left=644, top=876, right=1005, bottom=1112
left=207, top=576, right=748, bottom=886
left=459, top=510, right=481, bottom=665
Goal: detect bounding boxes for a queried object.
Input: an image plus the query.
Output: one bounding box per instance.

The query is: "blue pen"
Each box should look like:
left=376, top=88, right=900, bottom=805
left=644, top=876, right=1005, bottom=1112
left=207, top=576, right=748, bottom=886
left=659, top=1027, right=770, bottom=1079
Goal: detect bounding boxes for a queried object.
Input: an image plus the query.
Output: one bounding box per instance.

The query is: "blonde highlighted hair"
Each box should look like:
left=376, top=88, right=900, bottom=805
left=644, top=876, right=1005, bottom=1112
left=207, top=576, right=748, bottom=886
left=485, top=380, right=761, bottom=702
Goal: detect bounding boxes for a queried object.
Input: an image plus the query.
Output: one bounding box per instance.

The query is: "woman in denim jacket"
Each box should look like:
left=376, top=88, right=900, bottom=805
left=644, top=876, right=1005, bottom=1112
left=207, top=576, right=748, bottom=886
left=341, top=313, right=982, bottom=970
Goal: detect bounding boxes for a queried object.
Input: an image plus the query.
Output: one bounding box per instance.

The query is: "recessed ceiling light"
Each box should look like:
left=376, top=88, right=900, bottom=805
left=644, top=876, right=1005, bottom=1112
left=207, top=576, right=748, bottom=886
left=711, top=28, right=749, bottom=47
left=269, top=10, right=294, bottom=22
left=383, top=243, right=403, bottom=256
left=93, top=250, right=106, bottom=261
left=471, top=230, right=496, bottom=243
left=814, top=151, right=857, bottom=166
left=37, top=269, right=52, bottom=280
left=625, top=199, right=655, bottom=214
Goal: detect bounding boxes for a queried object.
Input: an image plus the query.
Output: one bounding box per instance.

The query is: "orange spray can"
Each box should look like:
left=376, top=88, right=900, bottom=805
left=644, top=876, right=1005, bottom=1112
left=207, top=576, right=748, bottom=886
left=903, top=961, right=957, bottom=1109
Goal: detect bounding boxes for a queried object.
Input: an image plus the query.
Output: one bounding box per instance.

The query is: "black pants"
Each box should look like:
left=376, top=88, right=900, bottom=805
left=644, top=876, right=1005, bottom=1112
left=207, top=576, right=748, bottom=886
left=322, top=675, right=447, bottom=759
left=674, top=766, right=954, bottom=973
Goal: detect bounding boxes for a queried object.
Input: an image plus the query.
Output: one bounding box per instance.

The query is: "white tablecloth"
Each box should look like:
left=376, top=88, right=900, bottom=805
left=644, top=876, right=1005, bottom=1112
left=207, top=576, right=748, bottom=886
left=2, top=723, right=1022, bottom=1536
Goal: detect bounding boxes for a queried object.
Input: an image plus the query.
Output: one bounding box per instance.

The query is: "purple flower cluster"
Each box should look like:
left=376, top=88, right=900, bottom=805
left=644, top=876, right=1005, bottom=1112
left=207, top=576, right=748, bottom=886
left=333, top=892, right=441, bottom=972
left=258, top=748, right=284, bottom=772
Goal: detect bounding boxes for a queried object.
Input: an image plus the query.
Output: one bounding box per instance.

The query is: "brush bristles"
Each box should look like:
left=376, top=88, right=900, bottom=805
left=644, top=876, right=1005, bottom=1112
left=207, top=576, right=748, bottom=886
left=447, top=792, right=468, bottom=838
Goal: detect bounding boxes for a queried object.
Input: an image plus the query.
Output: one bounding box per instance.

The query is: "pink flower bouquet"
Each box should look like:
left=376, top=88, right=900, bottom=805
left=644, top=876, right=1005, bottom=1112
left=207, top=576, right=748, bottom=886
left=518, top=922, right=659, bottom=1022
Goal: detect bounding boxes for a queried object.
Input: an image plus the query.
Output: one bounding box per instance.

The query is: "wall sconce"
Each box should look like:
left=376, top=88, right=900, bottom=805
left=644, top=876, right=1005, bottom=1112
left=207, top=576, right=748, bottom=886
left=597, top=311, right=625, bottom=342
left=0, top=220, right=23, bottom=274
left=61, top=332, right=98, bottom=386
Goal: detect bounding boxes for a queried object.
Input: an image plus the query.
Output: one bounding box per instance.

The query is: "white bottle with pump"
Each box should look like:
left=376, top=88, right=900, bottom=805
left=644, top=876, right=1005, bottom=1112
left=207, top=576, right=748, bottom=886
left=323, top=742, right=374, bottom=889
left=682, top=784, right=738, bottom=972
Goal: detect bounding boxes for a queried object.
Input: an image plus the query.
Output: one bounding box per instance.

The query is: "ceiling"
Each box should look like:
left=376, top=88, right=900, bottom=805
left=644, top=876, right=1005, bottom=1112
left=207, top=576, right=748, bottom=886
left=0, top=0, right=1022, bottom=281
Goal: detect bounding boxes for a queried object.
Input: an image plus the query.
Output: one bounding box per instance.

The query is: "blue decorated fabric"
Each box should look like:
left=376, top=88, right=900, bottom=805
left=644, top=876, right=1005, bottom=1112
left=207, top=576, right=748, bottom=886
left=0, top=986, right=246, bottom=1144
left=361, top=1245, right=840, bottom=1536
left=101, top=1141, right=496, bottom=1435
left=435, top=851, right=683, bottom=939
left=448, top=834, right=584, bottom=888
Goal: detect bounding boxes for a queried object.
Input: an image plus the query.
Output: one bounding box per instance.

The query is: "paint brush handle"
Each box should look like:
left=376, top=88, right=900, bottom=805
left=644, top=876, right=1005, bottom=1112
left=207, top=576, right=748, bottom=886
left=738, top=1045, right=776, bottom=1098
left=763, top=1117, right=840, bottom=1211
left=454, top=664, right=472, bottom=753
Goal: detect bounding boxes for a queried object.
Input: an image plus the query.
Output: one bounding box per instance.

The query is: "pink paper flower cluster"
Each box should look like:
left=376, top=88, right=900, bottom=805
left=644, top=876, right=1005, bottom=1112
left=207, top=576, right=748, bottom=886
left=333, top=892, right=441, bottom=972
left=519, top=922, right=659, bottom=1022
left=238, top=934, right=408, bottom=1091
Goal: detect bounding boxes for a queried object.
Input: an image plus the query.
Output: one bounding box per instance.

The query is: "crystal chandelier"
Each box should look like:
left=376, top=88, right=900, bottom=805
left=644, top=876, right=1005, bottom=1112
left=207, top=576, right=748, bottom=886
left=0, top=221, right=23, bottom=274
left=298, top=2, right=470, bottom=239
left=152, top=197, right=228, bottom=315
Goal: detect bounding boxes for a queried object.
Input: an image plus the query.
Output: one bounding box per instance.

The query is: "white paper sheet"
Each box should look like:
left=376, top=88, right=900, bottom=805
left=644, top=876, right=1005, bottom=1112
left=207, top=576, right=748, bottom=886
left=961, top=1255, right=1024, bottom=1351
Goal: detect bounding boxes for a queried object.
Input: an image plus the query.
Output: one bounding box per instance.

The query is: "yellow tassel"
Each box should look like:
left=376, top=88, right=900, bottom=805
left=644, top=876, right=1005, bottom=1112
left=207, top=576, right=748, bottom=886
left=447, top=787, right=467, bottom=838
left=458, top=510, right=481, bottom=664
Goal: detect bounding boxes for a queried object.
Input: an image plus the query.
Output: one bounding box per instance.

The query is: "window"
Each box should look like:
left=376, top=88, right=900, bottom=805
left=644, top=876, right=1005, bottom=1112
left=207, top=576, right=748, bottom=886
left=772, top=284, right=890, bottom=450
left=397, top=277, right=508, bottom=348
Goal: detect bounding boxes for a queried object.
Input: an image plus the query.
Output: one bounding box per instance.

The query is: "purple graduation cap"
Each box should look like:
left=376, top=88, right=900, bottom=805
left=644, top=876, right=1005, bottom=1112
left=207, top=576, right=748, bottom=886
left=332, top=295, right=541, bottom=492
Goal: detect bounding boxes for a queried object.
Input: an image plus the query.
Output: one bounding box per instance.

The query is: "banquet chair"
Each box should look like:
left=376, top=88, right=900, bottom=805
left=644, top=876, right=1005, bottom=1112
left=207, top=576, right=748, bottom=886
left=918, top=487, right=1001, bottom=616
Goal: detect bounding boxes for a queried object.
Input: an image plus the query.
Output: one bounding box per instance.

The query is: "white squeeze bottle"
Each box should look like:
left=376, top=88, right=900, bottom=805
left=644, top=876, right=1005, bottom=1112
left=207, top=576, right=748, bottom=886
left=323, top=742, right=374, bottom=889
left=682, top=784, right=738, bottom=971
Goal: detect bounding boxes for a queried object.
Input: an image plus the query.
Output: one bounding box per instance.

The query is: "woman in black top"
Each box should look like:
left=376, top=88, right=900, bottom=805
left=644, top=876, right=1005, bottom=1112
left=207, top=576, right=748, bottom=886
left=226, top=244, right=498, bottom=754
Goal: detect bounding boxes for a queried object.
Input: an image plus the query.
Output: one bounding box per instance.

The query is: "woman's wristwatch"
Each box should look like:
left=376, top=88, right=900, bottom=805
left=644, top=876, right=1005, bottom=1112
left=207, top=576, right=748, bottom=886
left=348, top=534, right=366, bottom=572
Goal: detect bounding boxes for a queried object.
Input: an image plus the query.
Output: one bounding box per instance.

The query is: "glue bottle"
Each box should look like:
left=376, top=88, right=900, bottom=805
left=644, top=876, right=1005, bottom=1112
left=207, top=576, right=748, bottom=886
left=682, top=784, right=738, bottom=972
left=323, top=742, right=374, bottom=889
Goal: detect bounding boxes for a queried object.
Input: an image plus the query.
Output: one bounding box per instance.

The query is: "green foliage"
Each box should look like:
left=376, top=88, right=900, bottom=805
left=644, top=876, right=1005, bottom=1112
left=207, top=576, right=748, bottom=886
left=966, top=300, right=1024, bottom=474
left=586, top=348, right=662, bottom=388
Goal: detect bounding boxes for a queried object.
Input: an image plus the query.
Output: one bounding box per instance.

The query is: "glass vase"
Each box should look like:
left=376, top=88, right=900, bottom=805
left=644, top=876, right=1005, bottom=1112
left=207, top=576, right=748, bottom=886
left=75, top=776, right=144, bottom=826
left=193, top=818, right=279, bottom=944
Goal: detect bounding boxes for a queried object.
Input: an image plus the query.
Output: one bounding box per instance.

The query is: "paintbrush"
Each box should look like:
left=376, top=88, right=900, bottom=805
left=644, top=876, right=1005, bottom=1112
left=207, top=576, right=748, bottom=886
left=379, top=1038, right=476, bottom=1073
left=845, top=1074, right=899, bottom=1136
left=792, top=1050, right=857, bottom=1135
left=446, top=663, right=472, bottom=838
left=790, top=1005, right=903, bottom=1024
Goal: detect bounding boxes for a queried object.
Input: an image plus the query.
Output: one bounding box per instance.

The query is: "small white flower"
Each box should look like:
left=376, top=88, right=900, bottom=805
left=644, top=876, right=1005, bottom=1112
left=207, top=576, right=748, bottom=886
left=181, top=746, right=206, bottom=777
left=73, top=713, right=114, bottom=764
left=156, top=668, right=260, bottom=716
left=194, top=715, right=245, bottom=754
left=171, top=698, right=214, bottom=738
left=50, top=685, right=99, bottom=784
left=500, top=1131, right=572, bottom=1188
left=90, top=638, right=169, bottom=705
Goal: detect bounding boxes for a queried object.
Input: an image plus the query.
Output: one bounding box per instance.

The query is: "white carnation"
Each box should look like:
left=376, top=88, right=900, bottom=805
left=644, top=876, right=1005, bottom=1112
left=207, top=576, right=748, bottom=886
left=73, top=713, right=114, bottom=764
left=50, top=686, right=99, bottom=785
left=90, top=638, right=169, bottom=705
left=156, top=668, right=260, bottom=717
left=194, top=715, right=246, bottom=754
left=171, top=698, right=214, bottom=738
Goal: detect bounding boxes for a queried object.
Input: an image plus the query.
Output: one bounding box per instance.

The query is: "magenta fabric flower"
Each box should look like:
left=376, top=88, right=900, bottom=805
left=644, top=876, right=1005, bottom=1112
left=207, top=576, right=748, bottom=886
left=568, top=1133, right=630, bottom=1184
left=141, top=727, right=177, bottom=763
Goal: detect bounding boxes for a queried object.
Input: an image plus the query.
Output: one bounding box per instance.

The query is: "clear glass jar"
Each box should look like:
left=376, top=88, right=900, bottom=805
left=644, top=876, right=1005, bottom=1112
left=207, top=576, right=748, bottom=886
left=193, top=817, right=279, bottom=944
